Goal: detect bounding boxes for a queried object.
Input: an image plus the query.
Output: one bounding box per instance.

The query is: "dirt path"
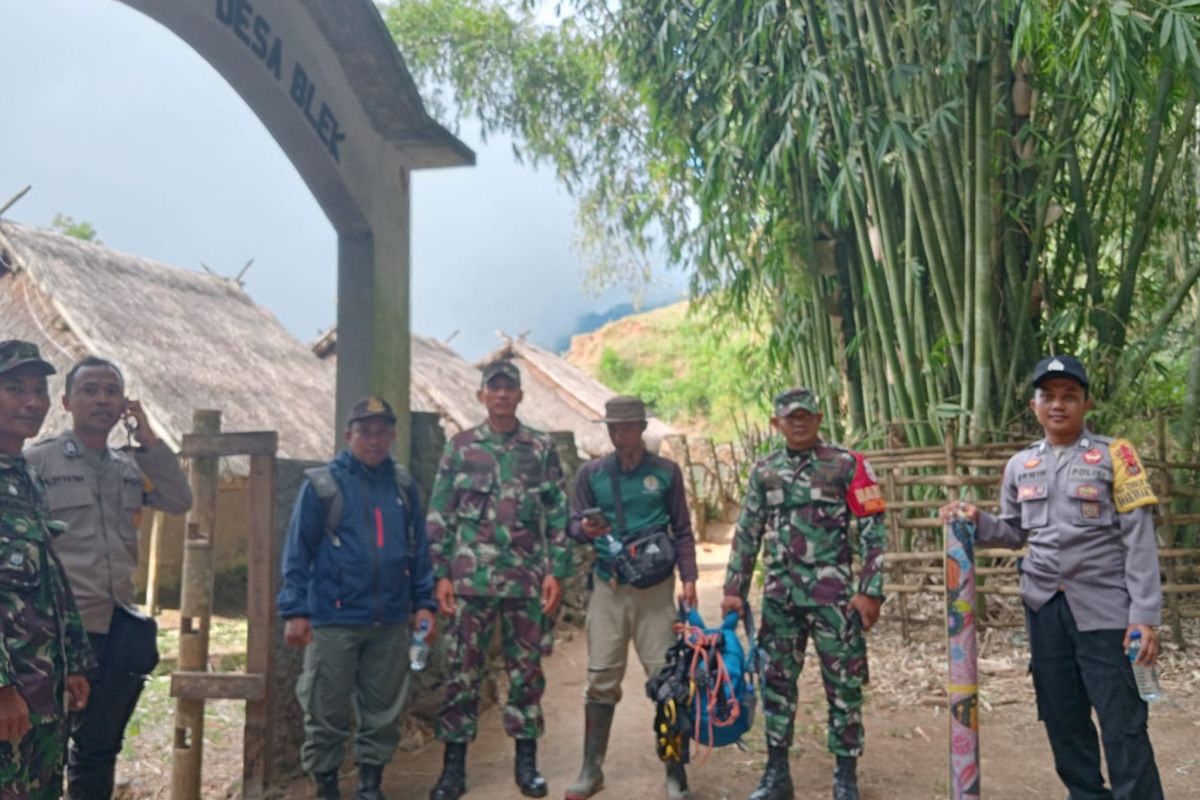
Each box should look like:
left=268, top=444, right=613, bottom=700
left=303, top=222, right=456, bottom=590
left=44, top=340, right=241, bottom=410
left=350, top=535, right=1199, bottom=800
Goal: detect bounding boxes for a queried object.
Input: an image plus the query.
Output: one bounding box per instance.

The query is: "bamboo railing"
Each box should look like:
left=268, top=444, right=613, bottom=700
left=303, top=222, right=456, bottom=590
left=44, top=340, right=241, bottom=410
left=663, top=419, right=1200, bottom=644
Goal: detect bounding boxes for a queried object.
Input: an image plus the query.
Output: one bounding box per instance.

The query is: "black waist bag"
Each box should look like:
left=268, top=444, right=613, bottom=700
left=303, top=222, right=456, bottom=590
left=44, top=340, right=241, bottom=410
left=107, top=605, right=160, bottom=677
left=608, top=458, right=676, bottom=588
left=621, top=529, right=676, bottom=588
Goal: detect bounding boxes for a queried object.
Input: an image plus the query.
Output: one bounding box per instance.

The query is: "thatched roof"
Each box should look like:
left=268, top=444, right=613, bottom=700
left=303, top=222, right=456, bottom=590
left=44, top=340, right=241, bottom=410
left=313, top=327, right=485, bottom=434
left=0, top=219, right=335, bottom=466
left=481, top=336, right=678, bottom=458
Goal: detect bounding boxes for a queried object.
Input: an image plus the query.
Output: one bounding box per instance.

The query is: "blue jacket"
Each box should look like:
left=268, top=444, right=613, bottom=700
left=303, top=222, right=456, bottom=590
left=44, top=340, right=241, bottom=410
left=277, top=451, right=437, bottom=626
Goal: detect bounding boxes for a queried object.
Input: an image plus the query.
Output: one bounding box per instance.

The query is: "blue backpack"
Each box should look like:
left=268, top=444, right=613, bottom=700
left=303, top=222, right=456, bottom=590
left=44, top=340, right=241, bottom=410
left=646, top=605, right=758, bottom=760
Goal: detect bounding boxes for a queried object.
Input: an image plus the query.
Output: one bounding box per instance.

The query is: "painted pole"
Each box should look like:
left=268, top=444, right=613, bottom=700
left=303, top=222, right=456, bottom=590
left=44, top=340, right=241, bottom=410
left=945, top=518, right=980, bottom=799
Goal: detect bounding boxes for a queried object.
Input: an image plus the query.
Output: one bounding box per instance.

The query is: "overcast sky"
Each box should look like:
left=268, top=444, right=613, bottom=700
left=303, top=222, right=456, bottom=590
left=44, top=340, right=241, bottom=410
left=0, top=0, right=684, bottom=361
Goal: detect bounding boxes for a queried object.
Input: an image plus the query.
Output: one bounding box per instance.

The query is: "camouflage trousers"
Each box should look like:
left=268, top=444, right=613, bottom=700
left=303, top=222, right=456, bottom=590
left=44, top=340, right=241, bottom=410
left=758, top=598, right=869, bottom=756
left=0, top=719, right=68, bottom=799
left=436, top=596, right=545, bottom=743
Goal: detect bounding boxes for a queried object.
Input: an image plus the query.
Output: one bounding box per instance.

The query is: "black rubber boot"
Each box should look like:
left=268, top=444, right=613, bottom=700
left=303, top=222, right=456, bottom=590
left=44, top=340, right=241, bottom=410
left=665, top=760, right=691, bottom=799
left=515, top=738, right=549, bottom=797
left=565, top=702, right=615, bottom=799
left=430, top=742, right=467, bottom=800
left=832, top=755, right=859, bottom=800
left=748, top=745, right=793, bottom=800
left=356, top=763, right=385, bottom=800
left=314, top=769, right=340, bottom=800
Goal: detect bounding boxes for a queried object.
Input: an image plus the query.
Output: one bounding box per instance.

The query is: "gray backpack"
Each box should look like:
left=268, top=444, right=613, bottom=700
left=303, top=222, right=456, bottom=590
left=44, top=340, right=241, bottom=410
left=304, top=463, right=418, bottom=557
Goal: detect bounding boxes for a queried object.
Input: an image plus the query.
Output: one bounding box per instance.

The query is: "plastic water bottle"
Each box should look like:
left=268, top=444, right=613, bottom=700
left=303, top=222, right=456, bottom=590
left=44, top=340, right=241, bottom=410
left=1127, top=630, right=1163, bottom=702
left=409, top=618, right=432, bottom=673
left=599, top=533, right=624, bottom=560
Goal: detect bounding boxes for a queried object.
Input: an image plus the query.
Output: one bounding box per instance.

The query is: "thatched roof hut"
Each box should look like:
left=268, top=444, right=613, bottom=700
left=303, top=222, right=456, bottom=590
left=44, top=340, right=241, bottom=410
left=0, top=219, right=335, bottom=464
left=313, top=327, right=485, bottom=433
left=480, top=336, right=677, bottom=457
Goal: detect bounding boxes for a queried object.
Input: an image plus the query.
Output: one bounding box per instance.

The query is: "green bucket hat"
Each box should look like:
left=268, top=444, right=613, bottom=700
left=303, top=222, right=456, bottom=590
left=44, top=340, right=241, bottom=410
left=595, top=395, right=652, bottom=424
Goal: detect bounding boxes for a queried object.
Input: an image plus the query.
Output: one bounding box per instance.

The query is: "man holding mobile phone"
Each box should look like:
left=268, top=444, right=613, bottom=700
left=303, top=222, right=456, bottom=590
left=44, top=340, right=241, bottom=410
left=25, top=356, right=192, bottom=800
left=564, top=395, right=698, bottom=800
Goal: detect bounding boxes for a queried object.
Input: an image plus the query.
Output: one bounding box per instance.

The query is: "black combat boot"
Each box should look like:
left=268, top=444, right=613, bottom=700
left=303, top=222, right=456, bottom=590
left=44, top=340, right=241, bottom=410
left=356, top=763, right=385, bottom=800
left=832, top=755, right=859, bottom=800
left=748, top=745, right=793, bottom=800
left=314, top=769, right=340, bottom=800
left=515, top=738, right=548, bottom=797
left=429, top=742, right=467, bottom=800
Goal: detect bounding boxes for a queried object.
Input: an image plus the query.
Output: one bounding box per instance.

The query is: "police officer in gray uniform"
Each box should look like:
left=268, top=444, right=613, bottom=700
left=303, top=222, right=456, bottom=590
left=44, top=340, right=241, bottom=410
left=25, top=356, right=192, bottom=800
left=943, top=355, right=1164, bottom=799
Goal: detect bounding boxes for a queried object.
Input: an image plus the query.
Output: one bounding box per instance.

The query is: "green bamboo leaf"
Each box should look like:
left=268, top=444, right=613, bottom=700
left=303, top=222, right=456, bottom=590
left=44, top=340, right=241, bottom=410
left=1160, top=10, right=1176, bottom=49
left=1174, top=16, right=1191, bottom=62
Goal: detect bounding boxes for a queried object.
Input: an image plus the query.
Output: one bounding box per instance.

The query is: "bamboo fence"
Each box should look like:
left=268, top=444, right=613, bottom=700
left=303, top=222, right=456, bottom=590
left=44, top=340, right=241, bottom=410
left=665, top=420, right=1200, bottom=644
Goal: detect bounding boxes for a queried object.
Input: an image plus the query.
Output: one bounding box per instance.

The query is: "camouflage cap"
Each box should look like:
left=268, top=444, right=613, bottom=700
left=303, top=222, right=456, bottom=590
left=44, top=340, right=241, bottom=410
left=773, top=387, right=820, bottom=417
left=346, top=395, right=397, bottom=426
left=0, top=340, right=56, bottom=377
left=480, top=359, right=521, bottom=387
left=595, top=395, right=652, bottom=423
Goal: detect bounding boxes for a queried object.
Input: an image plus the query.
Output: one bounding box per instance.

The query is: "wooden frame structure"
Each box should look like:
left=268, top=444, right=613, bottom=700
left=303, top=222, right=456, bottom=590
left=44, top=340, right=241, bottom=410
left=169, top=410, right=280, bottom=800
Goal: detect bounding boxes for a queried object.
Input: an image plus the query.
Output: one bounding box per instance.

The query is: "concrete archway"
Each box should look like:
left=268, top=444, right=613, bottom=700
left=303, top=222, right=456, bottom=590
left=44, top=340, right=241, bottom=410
left=116, top=0, right=473, bottom=455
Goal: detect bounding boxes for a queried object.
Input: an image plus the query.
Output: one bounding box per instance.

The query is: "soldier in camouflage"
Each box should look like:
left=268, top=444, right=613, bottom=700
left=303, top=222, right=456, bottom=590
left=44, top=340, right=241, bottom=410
left=0, top=340, right=95, bottom=799
left=426, top=360, right=572, bottom=800
left=722, top=388, right=886, bottom=800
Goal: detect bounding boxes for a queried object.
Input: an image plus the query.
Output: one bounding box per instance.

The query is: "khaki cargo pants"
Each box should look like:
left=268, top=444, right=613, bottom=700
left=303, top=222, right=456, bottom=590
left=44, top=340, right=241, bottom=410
left=584, top=575, right=677, bottom=705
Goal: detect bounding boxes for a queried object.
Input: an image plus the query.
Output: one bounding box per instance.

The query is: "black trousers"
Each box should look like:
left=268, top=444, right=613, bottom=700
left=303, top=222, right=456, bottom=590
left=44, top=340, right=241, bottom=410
left=1026, top=592, right=1163, bottom=800
left=67, top=632, right=147, bottom=800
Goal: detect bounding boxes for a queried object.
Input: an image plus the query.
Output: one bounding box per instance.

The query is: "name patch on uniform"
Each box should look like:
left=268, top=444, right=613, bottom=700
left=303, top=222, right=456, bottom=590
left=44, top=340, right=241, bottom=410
left=1109, top=439, right=1157, bottom=512
left=41, top=474, right=86, bottom=486
left=1082, top=448, right=1103, bottom=465
left=1080, top=501, right=1101, bottom=519
left=1018, top=483, right=1047, bottom=501
left=765, top=488, right=785, bottom=506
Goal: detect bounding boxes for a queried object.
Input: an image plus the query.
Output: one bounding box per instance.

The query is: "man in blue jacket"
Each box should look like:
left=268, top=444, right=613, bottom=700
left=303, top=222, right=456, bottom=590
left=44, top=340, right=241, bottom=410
left=278, top=396, right=437, bottom=800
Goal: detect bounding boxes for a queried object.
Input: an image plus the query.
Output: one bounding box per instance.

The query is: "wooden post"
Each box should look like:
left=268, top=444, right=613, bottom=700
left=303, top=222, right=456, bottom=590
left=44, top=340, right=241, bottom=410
left=885, top=470, right=910, bottom=642
left=665, top=434, right=704, bottom=541
left=243, top=450, right=278, bottom=798
left=144, top=511, right=165, bottom=615
left=172, top=411, right=220, bottom=800
left=1156, top=415, right=1186, bottom=648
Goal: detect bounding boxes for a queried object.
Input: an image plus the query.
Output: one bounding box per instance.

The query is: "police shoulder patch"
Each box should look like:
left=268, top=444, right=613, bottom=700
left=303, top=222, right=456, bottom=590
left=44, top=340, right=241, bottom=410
left=1109, top=439, right=1157, bottom=513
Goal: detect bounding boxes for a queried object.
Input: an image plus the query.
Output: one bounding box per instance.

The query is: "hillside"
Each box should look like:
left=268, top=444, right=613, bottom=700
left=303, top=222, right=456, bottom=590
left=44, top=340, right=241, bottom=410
left=564, top=301, right=769, bottom=441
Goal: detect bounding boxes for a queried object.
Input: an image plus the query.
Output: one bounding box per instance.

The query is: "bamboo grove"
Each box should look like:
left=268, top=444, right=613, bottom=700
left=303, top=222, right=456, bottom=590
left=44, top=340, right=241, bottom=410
left=386, top=0, right=1200, bottom=447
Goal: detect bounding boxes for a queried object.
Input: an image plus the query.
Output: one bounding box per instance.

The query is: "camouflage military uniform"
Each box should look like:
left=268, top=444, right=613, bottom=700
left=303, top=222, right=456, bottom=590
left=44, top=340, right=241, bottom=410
left=427, top=421, right=571, bottom=743
left=0, top=453, right=95, bottom=798
left=725, top=440, right=885, bottom=757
